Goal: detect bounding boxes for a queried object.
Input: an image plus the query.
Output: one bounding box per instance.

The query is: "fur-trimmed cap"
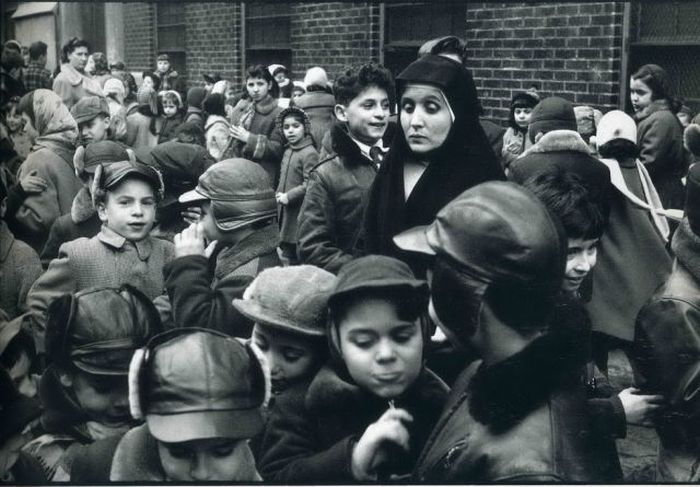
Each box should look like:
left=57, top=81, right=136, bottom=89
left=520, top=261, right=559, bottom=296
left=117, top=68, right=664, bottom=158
left=275, top=106, right=311, bottom=136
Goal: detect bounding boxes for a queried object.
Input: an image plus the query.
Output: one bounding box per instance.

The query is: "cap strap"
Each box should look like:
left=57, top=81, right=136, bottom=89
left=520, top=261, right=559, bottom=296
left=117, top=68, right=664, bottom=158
left=70, top=337, right=137, bottom=357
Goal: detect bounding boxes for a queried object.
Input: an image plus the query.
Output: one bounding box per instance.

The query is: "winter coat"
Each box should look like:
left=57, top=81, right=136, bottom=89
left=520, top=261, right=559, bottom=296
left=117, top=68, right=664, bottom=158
left=160, top=223, right=280, bottom=336
left=40, top=187, right=101, bottom=266
left=125, top=111, right=161, bottom=150
left=501, top=126, right=532, bottom=170
left=584, top=156, right=672, bottom=341
left=296, top=123, right=386, bottom=273
left=634, top=100, right=687, bottom=210
left=204, top=114, right=230, bottom=161
left=413, top=325, right=624, bottom=483
left=157, top=112, right=184, bottom=144
left=157, top=69, right=185, bottom=98
left=26, top=225, right=174, bottom=352
left=480, top=118, right=506, bottom=162
left=294, top=90, right=336, bottom=148
left=0, top=221, right=42, bottom=319
left=184, top=107, right=205, bottom=130
left=257, top=365, right=449, bottom=483
left=277, top=135, right=319, bottom=244
left=634, top=218, right=700, bottom=480
left=51, top=64, right=104, bottom=109
left=227, top=94, right=285, bottom=186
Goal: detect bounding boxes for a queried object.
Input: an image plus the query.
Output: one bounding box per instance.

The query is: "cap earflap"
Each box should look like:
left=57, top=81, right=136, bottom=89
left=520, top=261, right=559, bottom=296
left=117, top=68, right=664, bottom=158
left=74, top=145, right=86, bottom=177
left=128, top=347, right=148, bottom=420
left=90, top=164, right=104, bottom=207
left=246, top=339, right=272, bottom=408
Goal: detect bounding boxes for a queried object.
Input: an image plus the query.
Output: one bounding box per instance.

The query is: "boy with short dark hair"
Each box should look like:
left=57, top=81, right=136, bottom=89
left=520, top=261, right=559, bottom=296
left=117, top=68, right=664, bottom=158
left=297, top=63, right=395, bottom=273
left=24, top=41, right=51, bottom=92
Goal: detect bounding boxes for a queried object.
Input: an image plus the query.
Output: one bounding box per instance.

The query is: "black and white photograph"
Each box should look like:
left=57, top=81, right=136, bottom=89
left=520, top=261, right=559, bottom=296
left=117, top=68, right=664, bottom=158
left=0, top=0, right=698, bottom=483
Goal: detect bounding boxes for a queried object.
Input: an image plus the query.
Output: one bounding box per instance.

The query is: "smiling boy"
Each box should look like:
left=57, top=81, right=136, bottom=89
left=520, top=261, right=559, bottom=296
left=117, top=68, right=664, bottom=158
left=297, top=63, right=395, bottom=273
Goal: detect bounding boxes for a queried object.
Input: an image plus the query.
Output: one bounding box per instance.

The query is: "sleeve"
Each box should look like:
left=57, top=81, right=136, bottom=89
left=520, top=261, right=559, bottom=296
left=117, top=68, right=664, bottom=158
left=40, top=219, right=67, bottom=267
left=637, top=115, right=679, bottom=180
left=243, top=122, right=285, bottom=163
left=164, top=255, right=254, bottom=337
left=257, top=390, right=356, bottom=483
left=25, top=250, right=76, bottom=353
left=296, top=170, right=353, bottom=273
left=14, top=159, right=60, bottom=240
left=52, top=77, right=72, bottom=107
left=588, top=396, right=627, bottom=440
left=16, top=246, right=43, bottom=316
left=125, top=115, right=138, bottom=147
left=286, top=149, right=319, bottom=204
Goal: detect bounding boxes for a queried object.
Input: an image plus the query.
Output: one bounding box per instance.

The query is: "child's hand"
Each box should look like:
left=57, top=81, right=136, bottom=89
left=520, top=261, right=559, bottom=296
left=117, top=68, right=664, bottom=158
left=20, top=170, right=48, bottom=194
left=505, top=140, right=521, bottom=154
left=174, top=222, right=207, bottom=258
left=230, top=125, right=250, bottom=143
left=351, top=407, right=413, bottom=481
left=181, top=206, right=202, bottom=225
left=276, top=192, right=289, bottom=205
left=618, top=387, right=664, bottom=426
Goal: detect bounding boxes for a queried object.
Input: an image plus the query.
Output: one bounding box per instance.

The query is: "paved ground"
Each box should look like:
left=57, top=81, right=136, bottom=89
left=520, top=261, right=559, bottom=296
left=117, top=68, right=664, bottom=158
left=607, top=350, right=658, bottom=482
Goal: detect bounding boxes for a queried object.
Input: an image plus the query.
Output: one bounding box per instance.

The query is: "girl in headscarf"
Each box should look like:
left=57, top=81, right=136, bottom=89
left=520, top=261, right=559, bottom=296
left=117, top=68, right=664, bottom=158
left=125, top=86, right=162, bottom=150
left=362, top=54, right=504, bottom=275
left=102, top=78, right=128, bottom=142
left=15, top=89, right=82, bottom=251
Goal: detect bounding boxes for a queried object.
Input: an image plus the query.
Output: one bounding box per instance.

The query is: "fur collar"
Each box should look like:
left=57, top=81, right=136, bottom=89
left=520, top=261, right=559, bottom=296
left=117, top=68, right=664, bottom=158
left=467, top=320, right=586, bottom=434
left=519, top=129, right=592, bottom=158
left=110, top=425, right=165, bottom=481
left=254, top=94, right=279, bottom=116
left=204, top=115, right=229, bottom=131
left=328, top=123, right=374, bottom=167
left=634, top=99, right=672, bottom=122
left=70, top=186, right=95, bottom=224
left=214, top=223, right=279, bottom=279
left=672, top=218, right=700, bottom=282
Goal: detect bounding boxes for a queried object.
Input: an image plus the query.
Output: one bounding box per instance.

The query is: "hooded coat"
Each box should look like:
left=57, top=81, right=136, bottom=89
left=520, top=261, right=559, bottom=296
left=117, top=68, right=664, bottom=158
left=277, top=134, right=318, bottom=244
left=15, top=90, right=82, bottom=252
left=362, top=55, right=504, bottom=275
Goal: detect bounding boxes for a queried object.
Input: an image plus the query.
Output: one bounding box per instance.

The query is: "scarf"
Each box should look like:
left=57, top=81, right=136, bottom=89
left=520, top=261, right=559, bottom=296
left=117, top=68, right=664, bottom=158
left=27, top=89, right=77, bottom=159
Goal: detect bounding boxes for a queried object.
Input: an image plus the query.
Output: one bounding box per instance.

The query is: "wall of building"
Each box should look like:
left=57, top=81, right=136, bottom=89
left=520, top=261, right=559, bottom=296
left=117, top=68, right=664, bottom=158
left=465, top=2, right=624, bottom=121
left=123, top=2, right=156, bottom=73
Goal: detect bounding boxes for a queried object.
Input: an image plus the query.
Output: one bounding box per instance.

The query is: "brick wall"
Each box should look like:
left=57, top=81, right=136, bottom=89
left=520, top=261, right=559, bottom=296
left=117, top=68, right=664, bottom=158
left=290, top=2, right=380, bottom=81
left=466, top=2, right=624, bottom=122
left=185, top=3, right=242, bottom=89
left=123, top=3, right=155, bottom=73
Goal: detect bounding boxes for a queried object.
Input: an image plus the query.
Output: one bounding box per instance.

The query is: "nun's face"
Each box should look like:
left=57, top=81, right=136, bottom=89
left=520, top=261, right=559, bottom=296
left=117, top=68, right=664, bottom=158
left=400, top=84, right=453, bottom=154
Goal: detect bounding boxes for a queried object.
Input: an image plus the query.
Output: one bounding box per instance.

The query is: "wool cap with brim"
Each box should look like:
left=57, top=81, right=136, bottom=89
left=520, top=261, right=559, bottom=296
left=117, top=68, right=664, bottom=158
left=137, top=328, right=268, bottom=442
left=528, top=96, right=577, bottom=143
left=393, top=181, right=565, bottom=289
left=70, top=96, right=110, bottom=125
left=233, top=265, right=336, bottom=336
left=179, top=158, right=276, bottom=232
left=78, top=140, right=131, bottom=174
left=328, top=255, right=428, bottom=310
left=98, top=159, right=164, bottom=199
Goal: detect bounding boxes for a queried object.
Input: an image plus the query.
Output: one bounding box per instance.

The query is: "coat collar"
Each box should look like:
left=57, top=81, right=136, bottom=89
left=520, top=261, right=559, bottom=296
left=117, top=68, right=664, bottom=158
left=59, top=63, right=87, bottom=86
left=97, top=225, right=153, bottom=260
left=71, top=186, right=96, bottom=224
left=519, top=129, right=592, bottom=158
left=0, top=221, right=14, bottom=262
left=633, top=99, right=672, bottom=122
left=288, top=135, right=315, bottom=150
left=253, top=94, right=279, bottom=116
left=110, top=425, right=165, bottom=481
left=214, top=223, right=279, bottom=279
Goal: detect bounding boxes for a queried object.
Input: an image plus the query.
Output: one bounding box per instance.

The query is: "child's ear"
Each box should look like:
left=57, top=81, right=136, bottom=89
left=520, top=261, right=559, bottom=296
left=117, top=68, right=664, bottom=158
left=96, top=200, right=108, bottom=222
left=334, top=104, right=348, bottom=123
left=59, top=371, right=73, bottom=388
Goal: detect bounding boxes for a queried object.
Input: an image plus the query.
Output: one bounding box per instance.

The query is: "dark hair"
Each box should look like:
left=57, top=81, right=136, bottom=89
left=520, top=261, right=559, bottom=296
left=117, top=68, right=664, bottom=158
left=123, top=73, right=137, bottom=103
left=246, top=64, right=279, bottom=99
left=203, top=93, right=226, bottom=117
left=631, top=64, right=681, bottom=113
left=0, top=96, right=19, bottom=119
left=174, top=121, right=205, bottom=146
left=28, top=41, right=47, bottom=61
left=329, top=287, right=426, bottom=328
left=333, top=62, right=395, bottom=107
left=281, top=111, right=305, bottom=128
left=61, top=37, right=89, bottom=64
left=141, top=71, right=161, bottom=92
left=0, top=328, right=36, bottom=370
left=598, top=139, right=639, bottom=160
left=16, top=92, right=35, bottom=128
left=523, top=168, right=607, bottom=240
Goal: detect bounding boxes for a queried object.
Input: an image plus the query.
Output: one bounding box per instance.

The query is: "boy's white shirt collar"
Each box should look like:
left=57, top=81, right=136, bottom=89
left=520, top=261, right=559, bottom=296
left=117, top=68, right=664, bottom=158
left=349, top=135, right=387, bottom=162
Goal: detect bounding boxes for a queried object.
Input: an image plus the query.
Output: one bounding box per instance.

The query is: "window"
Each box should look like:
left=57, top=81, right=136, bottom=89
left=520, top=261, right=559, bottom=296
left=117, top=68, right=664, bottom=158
left=156, top=3, right=186, bottom=77
left=245, top=2, right=291, bottom=70
left=383, top=2, right=467, bottom=76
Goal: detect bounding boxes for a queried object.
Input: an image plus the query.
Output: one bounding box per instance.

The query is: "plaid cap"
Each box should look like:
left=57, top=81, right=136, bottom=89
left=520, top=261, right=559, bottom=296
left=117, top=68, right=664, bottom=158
left=71, top=96, right=110, bottom=125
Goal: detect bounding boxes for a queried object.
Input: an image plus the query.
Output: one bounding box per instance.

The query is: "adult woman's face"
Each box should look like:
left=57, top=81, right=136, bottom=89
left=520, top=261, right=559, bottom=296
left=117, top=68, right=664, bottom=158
left=400, top=84, right=453, bottom=155
left=69, top=46, right=89, bottom=72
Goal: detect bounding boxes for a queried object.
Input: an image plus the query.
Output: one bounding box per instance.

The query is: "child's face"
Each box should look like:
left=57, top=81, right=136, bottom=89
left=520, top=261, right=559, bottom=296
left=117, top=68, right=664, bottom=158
left=157, top=60, right=170, bottom=74
left=8, top=350, right=37, bottom=398
left=157, top=437, right=258, bottom=481
left=514, top=107, right=532, bottom=128
left=630, top=77, right=653, bottom=113
left=282, top=115, right=305, bottom=145
left=400, top=84, right=452, bottom=154
left=336, top=85, right=390, bottom=146
left=62, top=370, right=131, bottom=427
left=246, top=77, right=270, bottom=102
left=198, top=201, right=223, bottom=243
left=20, top=112, right=39, bottom=143
left=252, top=324, right=320, bottom=392
left=142, top=76, right=155, bottom=91
left=563, top=237, right=598, bottom=293
left=163, top=100, right=178, bottom=118
left=274, top=71, right=287, bottom=85
left=4, top=106, right=22, bottom=132
left=97, top=178, right=157, bottom=241
left=678, top=112, right=690, bottom=128
left=292, top=89, right=304, bottom=102
left=337, top=297, right=423, bottom=399
left=79, top=115, right=110, bottom=145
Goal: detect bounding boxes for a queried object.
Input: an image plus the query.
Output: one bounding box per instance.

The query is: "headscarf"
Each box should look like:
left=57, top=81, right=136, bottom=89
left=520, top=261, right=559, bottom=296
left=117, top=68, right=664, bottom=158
left=211, top=80, right=229, bottom=95
left=362, top=55, right=504, bottom=271
left=18, top=89, right=78, bottom=157
left=103, top=78, right=126, bottom=105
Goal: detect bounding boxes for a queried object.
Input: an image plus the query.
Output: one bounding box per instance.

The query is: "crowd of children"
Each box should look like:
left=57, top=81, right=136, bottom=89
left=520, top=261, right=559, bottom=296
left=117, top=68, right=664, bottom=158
left=1, top=32, right=700, bottom=484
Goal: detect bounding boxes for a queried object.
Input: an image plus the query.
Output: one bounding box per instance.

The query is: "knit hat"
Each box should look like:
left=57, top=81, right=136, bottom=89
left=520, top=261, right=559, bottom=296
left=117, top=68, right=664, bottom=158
left=128, top=328, right=270, bottom=442
left=45, top=285, right=163, bottom=375
left=303, top=67, right=329, bottom=89
left=156, top=53, right=169, bottom=62
left=527, top=96, right=578, bottom=143
left=275, top=106, right=311, bottom=136
left=74, top=140, right=132, bottom=175
left=179, top=158, right=277, bottom=232
left=512, top=88, right=540, bottom=109
left=684, top=124, right=700, bottom=158
left=70, top=96, right=110, bottom=125
left=596, top=110, right=637, bottom=148
left=233, top=265, right=336, bottom=336
left=186, top=86, right=207, bottom=109
left=136, top=86, right=158, bottom=114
